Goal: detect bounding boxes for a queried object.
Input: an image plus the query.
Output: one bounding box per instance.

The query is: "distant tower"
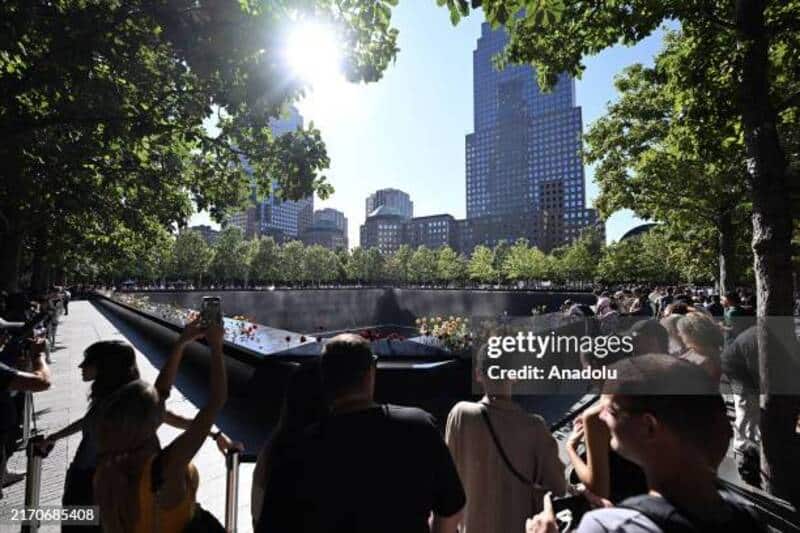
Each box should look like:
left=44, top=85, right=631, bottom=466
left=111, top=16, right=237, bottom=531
left=365, top=188, right=413, bottom=221
left=465, top=22, right=600, bottom=250
left=230, top=106, right=315, bottom=242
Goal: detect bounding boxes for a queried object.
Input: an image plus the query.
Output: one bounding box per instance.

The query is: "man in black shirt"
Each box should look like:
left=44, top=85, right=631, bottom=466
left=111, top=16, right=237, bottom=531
left=257, top=334, right=465, bottom=533
left=1, top=334, right=51, bottom=495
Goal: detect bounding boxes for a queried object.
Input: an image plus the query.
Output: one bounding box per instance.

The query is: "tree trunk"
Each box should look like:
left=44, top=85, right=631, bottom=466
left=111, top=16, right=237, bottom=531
left=736, top=0, right=800, bottom=506
left=717, top=210, right=736, bottom=295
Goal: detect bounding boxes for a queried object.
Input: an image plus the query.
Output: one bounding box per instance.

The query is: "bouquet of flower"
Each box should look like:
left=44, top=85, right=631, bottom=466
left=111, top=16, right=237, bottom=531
left=416, top=316, right=472, bottom=353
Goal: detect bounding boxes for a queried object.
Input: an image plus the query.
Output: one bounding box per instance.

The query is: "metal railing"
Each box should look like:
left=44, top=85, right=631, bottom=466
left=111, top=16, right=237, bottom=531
left=21, top=392, right=34, bottom=449
left=21, top=435, right=47, bottom=533
left=224, top=450, right=257, bottom=533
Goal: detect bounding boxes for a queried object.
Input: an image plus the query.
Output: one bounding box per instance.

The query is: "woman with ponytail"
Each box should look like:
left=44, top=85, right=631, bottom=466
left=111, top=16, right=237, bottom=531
left=93, top=320, right=228, bottom=532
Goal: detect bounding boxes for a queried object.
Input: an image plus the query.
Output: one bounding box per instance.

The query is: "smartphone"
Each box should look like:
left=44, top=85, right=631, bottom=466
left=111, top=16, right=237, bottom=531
left=552, top=494, right=591, bottom=527
left=201, top=296, right=223, bottom=327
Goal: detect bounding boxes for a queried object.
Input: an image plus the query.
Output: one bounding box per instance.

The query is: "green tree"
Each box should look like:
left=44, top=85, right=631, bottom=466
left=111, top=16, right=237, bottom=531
left=502, top=238, right=547, bottom=283
left=305, top=245, right=338, bottom=286
left=409, top=246, right=438, bottom=284
left=586, top=46, right=750, bottom=294
left=250, top=235, right=280, bottom=284
left=467, top=245, right=497, bottom=284
left=209, top=226, right=251, bottom=284
left=384, top=244, right=413, bottom=284
left=334, top=248, right=350, bottom=283
left=347, top=247, right=369, bottom=284
left=365, top=247, right=385, bottom=283
left=0, top=0, right=400, bottom=291
left=491, top=240, right=511, bottom=283
left=555, top=231, right=600, bottom=283
left=279, top=240, right=306, bottom=285
left=172, top=230, right=213, bottom=286
left=444, top=1, right=800, bottom=496
left=436, top=246, right=464, bottom=285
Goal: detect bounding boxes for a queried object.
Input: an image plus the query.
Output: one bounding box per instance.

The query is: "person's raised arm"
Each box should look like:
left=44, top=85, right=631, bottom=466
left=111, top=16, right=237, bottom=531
left=568, top=405, right=610, bottom=499
left=163, top=408, right=242, bottom=454
left=158, top=321, right=228, bottom=492
left=9, top=340, right=51, bottom=392
left=153, top=320, right=205, bottom=401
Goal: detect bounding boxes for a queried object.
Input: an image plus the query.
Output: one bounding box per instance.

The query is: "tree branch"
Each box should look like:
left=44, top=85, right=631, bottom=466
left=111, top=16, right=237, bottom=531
left=700, top=4, right=736, bottom=31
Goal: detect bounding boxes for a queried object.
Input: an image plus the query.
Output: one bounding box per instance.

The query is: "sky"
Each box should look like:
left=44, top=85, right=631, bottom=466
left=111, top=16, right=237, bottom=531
left=191, top=2, right=670, bottom=247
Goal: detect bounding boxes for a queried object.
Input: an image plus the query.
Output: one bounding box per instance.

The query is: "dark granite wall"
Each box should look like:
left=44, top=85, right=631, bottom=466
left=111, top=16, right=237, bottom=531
left=136, top=289, right=594, bottom=332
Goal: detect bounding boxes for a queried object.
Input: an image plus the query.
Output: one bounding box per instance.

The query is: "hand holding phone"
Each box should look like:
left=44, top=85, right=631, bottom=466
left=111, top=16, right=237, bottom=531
left=200, top=296, right=223, bottom=327
left=180, top=319, right=206, bottom=344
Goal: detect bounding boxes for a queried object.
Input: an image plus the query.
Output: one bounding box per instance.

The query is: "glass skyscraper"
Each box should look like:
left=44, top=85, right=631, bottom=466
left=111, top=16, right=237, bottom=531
left=229, top=106, right=314, bottom=241
left=260, top=107, right=313, bottom=239
left=465, top=22, right=598, bottom=249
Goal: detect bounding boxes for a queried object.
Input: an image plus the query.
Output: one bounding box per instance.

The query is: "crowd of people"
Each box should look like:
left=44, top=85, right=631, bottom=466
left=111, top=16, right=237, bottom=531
left=1, top=284, right=798, bottom=532
left=0, top=286, right=70, bottom=494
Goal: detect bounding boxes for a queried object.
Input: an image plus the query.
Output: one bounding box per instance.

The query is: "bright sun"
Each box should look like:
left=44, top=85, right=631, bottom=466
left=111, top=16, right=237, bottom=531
left=284, top=20, right=360, bottom=120
left=284, top=21, right=343, bottom=88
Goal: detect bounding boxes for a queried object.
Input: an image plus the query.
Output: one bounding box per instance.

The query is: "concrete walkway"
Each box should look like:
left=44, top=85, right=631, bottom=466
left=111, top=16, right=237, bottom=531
left=2, top=300, right=256, bottom=532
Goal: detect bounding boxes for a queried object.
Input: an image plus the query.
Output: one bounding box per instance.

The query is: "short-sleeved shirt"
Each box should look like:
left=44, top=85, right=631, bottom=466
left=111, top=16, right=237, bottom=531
left=445, top=398, right=566, bottom=533
left=258, top=404, right=465, bottom=533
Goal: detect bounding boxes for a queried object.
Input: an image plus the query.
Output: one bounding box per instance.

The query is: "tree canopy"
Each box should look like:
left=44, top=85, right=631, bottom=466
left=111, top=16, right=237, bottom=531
left=0, top=0, right=400, bottom=290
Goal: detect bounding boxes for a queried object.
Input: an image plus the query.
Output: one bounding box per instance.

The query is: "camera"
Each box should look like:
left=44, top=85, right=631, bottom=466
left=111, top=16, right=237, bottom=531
left=200, top=296, right=223, bottom=327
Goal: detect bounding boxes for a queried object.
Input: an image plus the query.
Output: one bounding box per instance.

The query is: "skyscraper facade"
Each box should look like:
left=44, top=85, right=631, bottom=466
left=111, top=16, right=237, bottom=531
left=301, top=208, right=349, bottom=250
left=465, top=22, right=599, bottom=251
left=365, top=188, right=413, bottom=220
left=259, top=107, right=313, bottom=241
left=229, top=106, right=314, bottom=242
left=314, top=208, right=348, bottom=237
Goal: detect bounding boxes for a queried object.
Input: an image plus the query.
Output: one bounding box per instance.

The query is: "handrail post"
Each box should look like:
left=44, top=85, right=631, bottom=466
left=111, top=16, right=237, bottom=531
left=21, top=391, right=32, bottom=448
left=225, top=450, right=240, bottom=533
left=21, top=435, right=45, bottom=533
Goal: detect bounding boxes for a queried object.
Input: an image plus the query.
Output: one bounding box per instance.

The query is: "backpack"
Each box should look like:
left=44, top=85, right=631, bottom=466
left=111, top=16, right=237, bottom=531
left=619, top=490, right=765, bottom=533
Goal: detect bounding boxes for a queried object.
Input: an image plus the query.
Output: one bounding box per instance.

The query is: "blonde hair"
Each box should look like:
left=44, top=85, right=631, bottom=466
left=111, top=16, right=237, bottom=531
left=93, top=380, right=163, bottom=532
left=677, top=312, right=724, bottom=353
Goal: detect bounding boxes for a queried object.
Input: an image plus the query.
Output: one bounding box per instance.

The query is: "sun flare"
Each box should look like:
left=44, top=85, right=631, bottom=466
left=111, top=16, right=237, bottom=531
left=284, top=21, right=343, bottom=88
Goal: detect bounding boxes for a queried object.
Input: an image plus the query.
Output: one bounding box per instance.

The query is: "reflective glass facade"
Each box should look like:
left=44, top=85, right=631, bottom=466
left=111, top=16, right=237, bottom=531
left=260, top=107, right=314, bottom=240
left=465, top=23, right=598, bottom=249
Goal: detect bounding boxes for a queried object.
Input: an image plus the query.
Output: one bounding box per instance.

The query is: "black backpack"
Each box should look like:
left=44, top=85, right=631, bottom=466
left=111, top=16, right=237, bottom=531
left=618, top=490, right=765, bottom=533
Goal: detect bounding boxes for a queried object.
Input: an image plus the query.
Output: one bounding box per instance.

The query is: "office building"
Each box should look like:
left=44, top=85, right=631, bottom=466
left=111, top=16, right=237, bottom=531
left=403, top=214, right=459, bottom=250
left=301, top=208, right=349, bottom=250
left=314, top=208, right=348, bottom=236
left=185, top=225, right=220, bottom=245
left=226, top=207, right=259, bottom=239
left=227, top=106, right=314, bottom=242
left=360, top=205, right=406, bottom=254
left=365, top=189, right=413, bottom=221
left=465, top=22, right=601, bottom=251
